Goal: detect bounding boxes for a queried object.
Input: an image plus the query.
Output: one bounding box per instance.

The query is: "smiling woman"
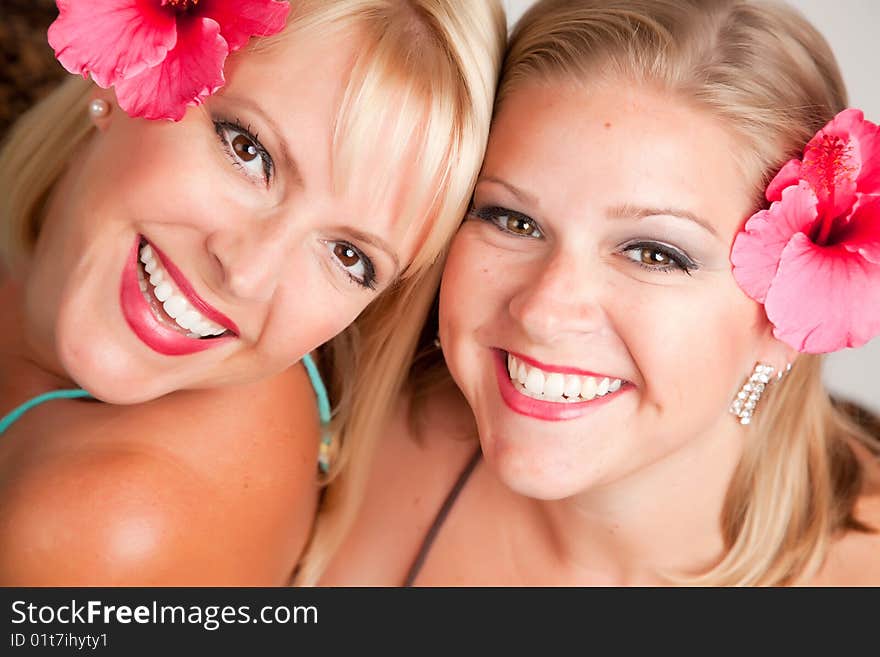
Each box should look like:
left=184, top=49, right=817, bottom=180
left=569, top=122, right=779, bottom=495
left=320, top=0, right=880, bottom=587
left=0, top=0, right=505, bottom=585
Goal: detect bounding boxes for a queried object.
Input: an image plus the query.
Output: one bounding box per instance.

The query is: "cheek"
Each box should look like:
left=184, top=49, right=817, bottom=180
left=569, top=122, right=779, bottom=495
left=439, top=228, right=517, bottom=336
left=618, top=278, right=764, bottom=416
left=258, top=280, right=366, bottom=367
left=84, top=122, right=239, bottom=231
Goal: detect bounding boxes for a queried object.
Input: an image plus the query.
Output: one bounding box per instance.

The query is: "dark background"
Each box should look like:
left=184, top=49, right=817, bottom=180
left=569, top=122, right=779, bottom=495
left=0, top=0, right=66, bottom=138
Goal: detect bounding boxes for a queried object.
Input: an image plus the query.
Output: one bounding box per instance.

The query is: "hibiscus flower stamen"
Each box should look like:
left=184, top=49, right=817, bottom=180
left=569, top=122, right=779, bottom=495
left=162, top=0, right=201, bottom=13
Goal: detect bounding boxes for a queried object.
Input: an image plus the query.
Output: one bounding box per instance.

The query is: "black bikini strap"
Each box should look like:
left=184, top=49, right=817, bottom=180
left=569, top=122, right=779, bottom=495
left=403, top=446, right=482, bottom=586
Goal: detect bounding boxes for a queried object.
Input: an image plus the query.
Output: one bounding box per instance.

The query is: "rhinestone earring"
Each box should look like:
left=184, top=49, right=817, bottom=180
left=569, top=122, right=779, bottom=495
left=729, top=363, right=782, bottom=425
left=88, top=98, right=110, bottom=119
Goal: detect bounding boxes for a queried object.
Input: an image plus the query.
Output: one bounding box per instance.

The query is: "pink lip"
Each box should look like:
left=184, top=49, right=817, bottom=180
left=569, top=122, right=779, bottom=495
left=119, top=237, right=236, bottom=356
left=494, top=349, right=626, bottom=421
left=149, top=242, right=239, bottom=335
left=507, top=350, right=615, bottom=379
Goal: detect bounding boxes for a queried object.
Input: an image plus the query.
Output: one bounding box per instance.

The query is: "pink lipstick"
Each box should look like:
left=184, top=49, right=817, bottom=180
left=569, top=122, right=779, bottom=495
left=119, top=237, right=236, bottom=356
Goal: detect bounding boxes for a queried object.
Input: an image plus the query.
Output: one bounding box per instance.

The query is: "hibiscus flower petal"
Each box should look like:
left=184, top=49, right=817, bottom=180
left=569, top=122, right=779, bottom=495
left=765, top=233, right=880, bottom=353
left=765, top=159, right=802, bottom=203
left=731, top=182, right=818, bottom=303
left=48, top=0, right=177, bottom=88
left=114, top=17, right=228, bottom=121
left=851, top=116, right=880, bottom=194
left=841, top=194, right=880, bottom=264
left=199, top=0, right=290, bottom=52
left=801, top=109, right=867, bottom=219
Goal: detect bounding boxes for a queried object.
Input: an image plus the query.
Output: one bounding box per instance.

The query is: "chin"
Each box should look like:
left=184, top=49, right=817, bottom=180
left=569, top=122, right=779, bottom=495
left=56, top=334, right=176, bottom=405
left=481, top=428, right=596, bottom=501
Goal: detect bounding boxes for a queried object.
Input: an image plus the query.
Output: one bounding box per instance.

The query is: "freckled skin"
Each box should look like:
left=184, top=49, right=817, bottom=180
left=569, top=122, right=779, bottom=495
left=440, top=81, right=786, bottom=501
left=322, top=81, right=880, bottom=586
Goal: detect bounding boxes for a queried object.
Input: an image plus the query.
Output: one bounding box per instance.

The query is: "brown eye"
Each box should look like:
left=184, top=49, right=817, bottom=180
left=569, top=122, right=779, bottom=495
left=232, top=134, right=258, bottom=162
left=505, top=215, right=537, bottom=236
left=334, top=243, right=360, bottom=267
left=641, top=248, right=671, bottom=265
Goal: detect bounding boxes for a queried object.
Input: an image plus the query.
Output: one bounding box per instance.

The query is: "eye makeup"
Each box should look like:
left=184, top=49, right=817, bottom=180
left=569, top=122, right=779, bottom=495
left=470, top=205, right=544, bottom=238
left=213, top=117, right=274, bottom=186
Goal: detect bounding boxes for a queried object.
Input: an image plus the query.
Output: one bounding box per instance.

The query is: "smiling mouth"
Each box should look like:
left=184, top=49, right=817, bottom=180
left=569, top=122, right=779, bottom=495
left=136, top=238, right=231, bottom=340
left=506, top=352, right=624, bottom=403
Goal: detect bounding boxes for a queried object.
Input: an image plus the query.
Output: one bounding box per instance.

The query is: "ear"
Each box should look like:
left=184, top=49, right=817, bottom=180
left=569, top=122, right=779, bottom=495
left=755, top=320, right=799, bottom=377
left=87, top=90, right=116, bottom=131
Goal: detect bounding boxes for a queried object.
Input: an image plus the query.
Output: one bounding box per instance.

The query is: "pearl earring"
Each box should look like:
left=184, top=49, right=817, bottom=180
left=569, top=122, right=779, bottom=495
left=88, top=99, right=110, bottom=119
left=729, top=362, right=791, bottom=425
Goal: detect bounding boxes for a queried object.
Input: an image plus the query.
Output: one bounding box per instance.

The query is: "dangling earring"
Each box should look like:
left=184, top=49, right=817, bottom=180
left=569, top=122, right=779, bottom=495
left=88, top=98, right=110, bottom=120
left=433, top=333, right=441, bottom=349
left=729, top=362, right=790, bottom=425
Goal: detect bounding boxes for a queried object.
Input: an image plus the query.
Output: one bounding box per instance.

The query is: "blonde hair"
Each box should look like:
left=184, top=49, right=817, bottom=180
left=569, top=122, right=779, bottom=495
left=409, top=0, right=877, bottom=586
left=0, top=1, right=506, bottom=582
left=289, top=1, right=507, bottom=584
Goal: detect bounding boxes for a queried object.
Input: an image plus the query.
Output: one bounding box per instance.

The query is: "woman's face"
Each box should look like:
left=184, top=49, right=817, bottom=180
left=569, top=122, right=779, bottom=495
left=439, top=80, right=789, bottom=499
left=25, top=28, right=428, bottom=403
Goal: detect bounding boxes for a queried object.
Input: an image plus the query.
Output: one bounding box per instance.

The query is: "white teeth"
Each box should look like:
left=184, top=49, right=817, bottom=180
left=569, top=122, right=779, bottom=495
left=505, top=353, right=625, bottom=404
left=138, top=242, right=229, bottom=338
left=154, top=282, right=173, bottom=302
left=544, top=372, right=565, bottom=398
left=581, top=376, right=598, bottom=399
left=563, top=375, right=582, bottom=398
left=524, top=368, right=545, bottom=395
left=163, top=296, right=186, bottom=319
left=179, top=310, right=203, bottom=331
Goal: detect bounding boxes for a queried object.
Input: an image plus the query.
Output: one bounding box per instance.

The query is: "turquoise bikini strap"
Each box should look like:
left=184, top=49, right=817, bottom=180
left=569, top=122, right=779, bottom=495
left=302, top=353, right=334, bottom=474
left=301, top=353, right=331, bottom=426
left=0, top=388, right=93, bottom=436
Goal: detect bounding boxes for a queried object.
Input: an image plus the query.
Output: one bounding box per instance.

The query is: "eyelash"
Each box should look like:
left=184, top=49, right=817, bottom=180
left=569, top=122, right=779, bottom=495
left=327, top=241, right=378, bottom=290
left=213, top=118, right=274, bottom=186
left=471, top=206, right=698, bottom=275
left=470, top=205, right=543, bottom=238
left=620, top=241, right=697, bottom=275
left=213, top=118, right=378, bottom=290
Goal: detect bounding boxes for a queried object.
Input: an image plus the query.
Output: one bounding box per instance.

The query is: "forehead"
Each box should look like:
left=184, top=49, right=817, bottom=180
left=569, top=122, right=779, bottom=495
left=484, top=81, right=754, bottom=240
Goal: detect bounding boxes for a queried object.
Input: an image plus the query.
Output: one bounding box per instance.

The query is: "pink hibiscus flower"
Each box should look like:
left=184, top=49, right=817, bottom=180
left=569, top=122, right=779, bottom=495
left=48, top=0, right=290, bottom=121
left=731, top=109, right=880, bottom=353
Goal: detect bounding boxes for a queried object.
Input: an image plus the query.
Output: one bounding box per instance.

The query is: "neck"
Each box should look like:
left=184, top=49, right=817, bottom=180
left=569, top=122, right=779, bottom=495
left=524, top=415, right=744, bottom=585
left=0, top=272, right=75, bottom=401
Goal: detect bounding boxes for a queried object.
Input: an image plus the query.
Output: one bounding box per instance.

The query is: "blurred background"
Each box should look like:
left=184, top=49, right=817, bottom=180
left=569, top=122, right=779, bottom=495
left=0, top=0, right=876, bottom=412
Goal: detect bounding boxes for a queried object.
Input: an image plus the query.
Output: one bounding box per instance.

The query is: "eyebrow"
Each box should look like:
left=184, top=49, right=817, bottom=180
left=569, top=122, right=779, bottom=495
left=342, top=227, right=401, bottom=277
left=607, top=203, right=718, bottom=237
left=477, top=175, right=540, bottom=208
left=478, top=176, right=719, bottom=238
left=214, top=94, right=305, bottom=188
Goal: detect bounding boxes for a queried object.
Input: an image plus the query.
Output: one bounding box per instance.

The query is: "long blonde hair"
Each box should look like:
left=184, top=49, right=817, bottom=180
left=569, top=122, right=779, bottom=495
left=0, top=1, right=506, bottom=583
left=408, top=0, right=877, bottom=586
left=289, top=1, right=507, bottom=584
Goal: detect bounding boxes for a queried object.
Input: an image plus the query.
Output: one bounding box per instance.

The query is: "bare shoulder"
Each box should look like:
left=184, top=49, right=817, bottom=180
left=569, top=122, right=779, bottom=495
left=321, top=381, right=479, bottom=585
left=0, top=364, right=321, bottom=585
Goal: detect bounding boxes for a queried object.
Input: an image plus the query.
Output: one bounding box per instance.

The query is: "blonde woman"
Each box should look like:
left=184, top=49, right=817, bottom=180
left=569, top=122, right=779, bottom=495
left=320, top=0, right=880, bottom=586
left=0, top=0, right=505, bottom=584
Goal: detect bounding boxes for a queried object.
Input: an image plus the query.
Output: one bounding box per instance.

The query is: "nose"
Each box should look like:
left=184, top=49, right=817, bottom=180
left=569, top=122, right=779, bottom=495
left=508, top=248, right=609, bottom=344
left=206, top=212, right=295, bottom=303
